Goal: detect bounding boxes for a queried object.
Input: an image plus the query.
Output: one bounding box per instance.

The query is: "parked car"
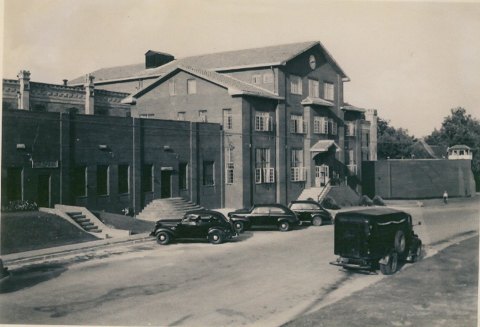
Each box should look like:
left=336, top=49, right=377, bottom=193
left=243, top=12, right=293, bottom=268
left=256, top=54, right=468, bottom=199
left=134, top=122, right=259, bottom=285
left=288, top=200, right=332, bottom=226
left=330, top=207, right=422, bottom=275
left=150, top=209, right=237, bottom=245
left=227, top=204, right=299, bottom=232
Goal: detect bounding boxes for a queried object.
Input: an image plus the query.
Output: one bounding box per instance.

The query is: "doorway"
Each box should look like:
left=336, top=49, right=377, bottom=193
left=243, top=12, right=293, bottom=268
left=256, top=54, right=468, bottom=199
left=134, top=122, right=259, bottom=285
left=37, top=174, right=51, bottom=207
left=7, top=167, right=23, bottom=201
left=315, top=165, right=329, bottom=187
left=160, top=170, right=172, bottom=198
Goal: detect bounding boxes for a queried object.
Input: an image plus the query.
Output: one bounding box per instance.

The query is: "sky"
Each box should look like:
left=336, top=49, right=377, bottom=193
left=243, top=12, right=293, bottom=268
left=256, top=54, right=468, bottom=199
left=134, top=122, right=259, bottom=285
left=2, top=0, right=480, bottom=137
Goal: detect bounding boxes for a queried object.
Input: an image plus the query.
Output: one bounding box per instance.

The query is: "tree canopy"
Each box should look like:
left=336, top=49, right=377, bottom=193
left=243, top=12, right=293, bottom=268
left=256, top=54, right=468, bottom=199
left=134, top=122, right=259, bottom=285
left=377, top=117, right=416, bottom=159
left=425, top=107, right=480, bottom=189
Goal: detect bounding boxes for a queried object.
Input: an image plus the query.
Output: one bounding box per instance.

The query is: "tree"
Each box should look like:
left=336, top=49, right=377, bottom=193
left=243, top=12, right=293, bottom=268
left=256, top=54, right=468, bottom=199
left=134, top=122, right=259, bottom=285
left=425, top=107, right=480, bottom=190
left=377, top=117, right=416, bottom=159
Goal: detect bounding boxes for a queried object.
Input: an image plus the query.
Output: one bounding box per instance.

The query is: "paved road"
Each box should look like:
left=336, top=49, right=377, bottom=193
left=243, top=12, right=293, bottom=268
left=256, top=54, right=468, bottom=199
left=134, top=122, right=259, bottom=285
left=0, top=201, right=478, bottom=326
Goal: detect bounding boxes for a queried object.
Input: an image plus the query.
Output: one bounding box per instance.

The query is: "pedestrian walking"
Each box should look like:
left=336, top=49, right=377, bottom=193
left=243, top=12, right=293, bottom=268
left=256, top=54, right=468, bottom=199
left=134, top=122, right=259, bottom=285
left=443, top=190, right=448, bottom=204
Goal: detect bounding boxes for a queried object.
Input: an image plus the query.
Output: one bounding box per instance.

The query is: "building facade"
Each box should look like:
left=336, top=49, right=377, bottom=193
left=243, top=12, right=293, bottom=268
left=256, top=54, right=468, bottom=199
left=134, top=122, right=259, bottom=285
left=3, top=41, right=378, bottom=212
left=2, top=110, right=222, bottom=213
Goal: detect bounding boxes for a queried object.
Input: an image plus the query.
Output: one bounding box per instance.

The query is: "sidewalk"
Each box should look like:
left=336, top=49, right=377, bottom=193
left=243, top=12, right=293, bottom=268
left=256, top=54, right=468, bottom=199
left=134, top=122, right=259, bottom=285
left=2, top=232, right=153, bottom=267
left=283, top=235, right=479, bottom=327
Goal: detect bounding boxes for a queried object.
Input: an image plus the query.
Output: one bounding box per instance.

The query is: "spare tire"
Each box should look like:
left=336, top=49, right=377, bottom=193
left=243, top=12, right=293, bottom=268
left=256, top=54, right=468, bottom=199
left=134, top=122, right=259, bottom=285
left=394, top=230, right=406, bottom=255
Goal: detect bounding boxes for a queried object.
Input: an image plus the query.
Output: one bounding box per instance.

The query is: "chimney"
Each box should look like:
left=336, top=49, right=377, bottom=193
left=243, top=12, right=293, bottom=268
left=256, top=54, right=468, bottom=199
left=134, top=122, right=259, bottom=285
left=145, top=50, right=174, bottom=69
left=63, top=79, right=68, bottom=86
left=365, top=109, right=378, bottom=161
left=17, top=70, right=31, bottom=110
left=84, top=74, right=95, bottom=115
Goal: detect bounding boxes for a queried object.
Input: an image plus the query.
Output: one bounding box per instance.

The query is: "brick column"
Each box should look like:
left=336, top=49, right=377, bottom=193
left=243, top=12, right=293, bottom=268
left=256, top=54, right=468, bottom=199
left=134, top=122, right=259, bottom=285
left=84, top=74, right=95, bottom=115
left=17, top=70, right=31, bottom=110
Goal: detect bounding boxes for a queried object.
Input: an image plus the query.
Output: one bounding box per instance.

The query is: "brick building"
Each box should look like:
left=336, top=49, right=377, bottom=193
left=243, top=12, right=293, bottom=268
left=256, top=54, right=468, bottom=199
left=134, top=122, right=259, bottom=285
left=2, top=110, right=222, bottom=213
left=69, top=41, right=378, bottom=208
left=3, top=41, right=378, bottom=212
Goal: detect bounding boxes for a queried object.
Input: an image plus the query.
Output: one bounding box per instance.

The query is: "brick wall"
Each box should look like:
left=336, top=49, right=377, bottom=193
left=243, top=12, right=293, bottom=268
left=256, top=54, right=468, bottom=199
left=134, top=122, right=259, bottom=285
left=362, top=159, right=476, bottom=199
left=2, top=110, right=222, bottom=213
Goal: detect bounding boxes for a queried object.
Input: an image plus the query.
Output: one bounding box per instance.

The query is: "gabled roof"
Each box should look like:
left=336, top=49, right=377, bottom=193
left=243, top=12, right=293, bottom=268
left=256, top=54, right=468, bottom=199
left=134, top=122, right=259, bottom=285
left=301, top=97, right=335, bottom=107
left=69, top=41, right=349, bottom=86
left=448, top=145, right=471, bottom=151
left=123, top=65, right=283, bottom=104
left=310, top=140, right=340, bottom=154
left=341, top=103, right=366, bottom=113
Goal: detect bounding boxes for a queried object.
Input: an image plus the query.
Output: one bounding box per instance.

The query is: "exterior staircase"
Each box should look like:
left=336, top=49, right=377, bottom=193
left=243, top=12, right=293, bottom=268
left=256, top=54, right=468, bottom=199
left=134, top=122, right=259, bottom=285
left=136, top=197, right=203, bottom=222
left=67, top=211, right=102, bottom=233
left=297, top=185, right=331, bottom=202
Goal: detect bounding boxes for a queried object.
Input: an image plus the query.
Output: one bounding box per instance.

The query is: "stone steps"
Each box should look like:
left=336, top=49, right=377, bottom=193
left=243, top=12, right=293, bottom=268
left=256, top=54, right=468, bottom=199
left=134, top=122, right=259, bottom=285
left=137, top=198, right=203, bottom=221
left=67, top=212, right=102, bottom=233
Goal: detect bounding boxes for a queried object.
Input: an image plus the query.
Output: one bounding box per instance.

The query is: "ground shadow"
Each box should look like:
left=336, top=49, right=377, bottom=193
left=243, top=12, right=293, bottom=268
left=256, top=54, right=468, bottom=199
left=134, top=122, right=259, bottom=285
left=0, top=263, right=68, bottom=294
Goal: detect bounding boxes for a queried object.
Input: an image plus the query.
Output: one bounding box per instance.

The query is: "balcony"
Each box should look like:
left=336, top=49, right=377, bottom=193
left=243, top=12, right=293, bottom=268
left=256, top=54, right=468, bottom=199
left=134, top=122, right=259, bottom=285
left=291, top=167, right=307, bottom=182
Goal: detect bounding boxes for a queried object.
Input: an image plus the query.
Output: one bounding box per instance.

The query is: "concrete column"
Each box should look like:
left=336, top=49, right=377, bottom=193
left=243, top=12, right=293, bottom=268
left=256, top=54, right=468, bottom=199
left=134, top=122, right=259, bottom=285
left=17, top=70, right=31, bottom=110
left=366, top=109, right=378, bottom=161
left=84, top=74, right=95, bottom=115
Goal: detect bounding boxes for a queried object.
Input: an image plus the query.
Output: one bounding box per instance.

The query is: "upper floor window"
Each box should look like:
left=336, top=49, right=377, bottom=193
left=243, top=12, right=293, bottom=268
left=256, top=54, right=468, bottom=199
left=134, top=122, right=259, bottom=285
left=329, top=119, right=337, bottom=135
left=314, top=116, right=328, bottom=134
left=199, top=110, right=208, bottom=122
left=223, top=109, right=233, bottom=130
left=177, top=112, right=186, bottom=121
left=252, top=74, right=262, bottom=84
left=263, top=72, right=274, bottom=84
left=255, top=112, right=273, bottom=132
left=169, top=79, right=176, bottom=96
left=290, top=115, right=306, bottom=134
left=324, top=82, right=334, bottom=101
left=290, top=75, right=302, bottom=95
left=308, top=79, right=319, bottom=98
left=291, top=149, right=304, bottom=167
left=187, top=79, right=197, bottom=94
left=345, top=122, right=356, bottom=136
left=226, top=147, right=234, bottom=184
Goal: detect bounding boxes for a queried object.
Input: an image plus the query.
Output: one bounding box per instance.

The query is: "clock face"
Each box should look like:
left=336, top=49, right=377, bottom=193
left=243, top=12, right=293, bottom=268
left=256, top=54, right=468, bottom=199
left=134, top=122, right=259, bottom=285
left=309, top=55, right=316, bottom=69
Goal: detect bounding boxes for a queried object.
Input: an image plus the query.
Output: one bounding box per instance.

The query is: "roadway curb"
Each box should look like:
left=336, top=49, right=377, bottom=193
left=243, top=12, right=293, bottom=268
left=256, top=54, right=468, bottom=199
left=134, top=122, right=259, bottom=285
left=2, top=233, right=154, bottom=267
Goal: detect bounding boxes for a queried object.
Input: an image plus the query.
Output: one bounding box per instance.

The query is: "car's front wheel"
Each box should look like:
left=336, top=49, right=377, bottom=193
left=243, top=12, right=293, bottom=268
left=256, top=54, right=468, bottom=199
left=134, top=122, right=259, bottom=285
left=234, top=221, right=245, bottom=233
left=278, top=221, right=290, bottom=232
left=156, top=231, right=171, bottom=245
left=379, top=251, right=398, bottom=275
left=312, top=215, right=323, bottom=226
left=208, top=230, right=224, bottom=244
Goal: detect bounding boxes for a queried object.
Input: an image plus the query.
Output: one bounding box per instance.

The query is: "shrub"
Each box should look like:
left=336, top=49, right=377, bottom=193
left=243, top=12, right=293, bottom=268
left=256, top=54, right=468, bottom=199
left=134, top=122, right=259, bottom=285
left=322, top=196, right=341, bottom=210
left=359, top=195, right=374, bottom=206
left=1, top=200, right=39, bottom=212
left=372, top=195, right=386, bottom=206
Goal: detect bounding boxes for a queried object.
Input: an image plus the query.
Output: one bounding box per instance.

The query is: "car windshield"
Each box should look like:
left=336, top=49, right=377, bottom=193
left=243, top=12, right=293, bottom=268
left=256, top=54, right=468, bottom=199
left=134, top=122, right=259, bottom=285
left=290, top=202, right=318, bottom=210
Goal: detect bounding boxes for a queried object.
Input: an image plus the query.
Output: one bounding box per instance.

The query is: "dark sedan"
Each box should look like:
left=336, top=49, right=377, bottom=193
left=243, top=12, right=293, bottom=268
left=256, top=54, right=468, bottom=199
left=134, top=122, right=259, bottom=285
left=227, top=204, right=299, bottom=232
left=150, top=209, right=237, bottom=245
left=288, top=200, right=333, bottom=226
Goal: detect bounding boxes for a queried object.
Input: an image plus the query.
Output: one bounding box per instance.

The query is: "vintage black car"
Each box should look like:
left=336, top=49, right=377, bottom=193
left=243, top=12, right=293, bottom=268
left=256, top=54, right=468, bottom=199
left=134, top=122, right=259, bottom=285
left=227, top=204, right=299, bottom=232
left=288, top=200, right=332, bottom=226
left=330, top=207, right=422, bottom=275
left=150, top=209, right=237, bottom=245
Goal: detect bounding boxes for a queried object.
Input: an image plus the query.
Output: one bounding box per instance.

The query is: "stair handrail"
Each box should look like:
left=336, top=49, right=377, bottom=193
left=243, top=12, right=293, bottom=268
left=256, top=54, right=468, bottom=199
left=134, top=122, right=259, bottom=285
left=317, top=179, right=332, bottom=203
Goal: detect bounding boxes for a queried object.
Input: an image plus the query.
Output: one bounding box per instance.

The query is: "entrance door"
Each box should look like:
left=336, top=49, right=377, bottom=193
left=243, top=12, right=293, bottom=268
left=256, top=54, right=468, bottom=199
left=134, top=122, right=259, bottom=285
left=37, top=174, right=51, bottom=207
left=7, top=167, right=23, bottom=201
left=315, top=165, right=330, bottom=187
left=160, top=171, right=172, bottom=198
